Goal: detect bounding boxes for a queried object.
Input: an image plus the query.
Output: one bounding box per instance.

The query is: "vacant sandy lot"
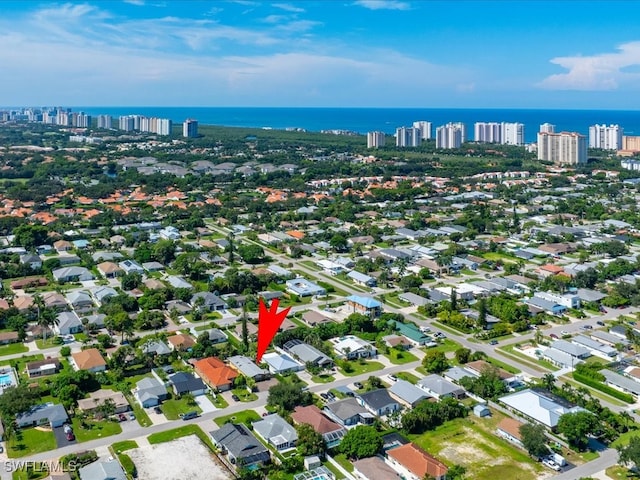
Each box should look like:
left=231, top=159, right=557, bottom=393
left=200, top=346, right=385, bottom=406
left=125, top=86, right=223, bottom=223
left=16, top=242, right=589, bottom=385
left=128, top=435, right=232, bottom=480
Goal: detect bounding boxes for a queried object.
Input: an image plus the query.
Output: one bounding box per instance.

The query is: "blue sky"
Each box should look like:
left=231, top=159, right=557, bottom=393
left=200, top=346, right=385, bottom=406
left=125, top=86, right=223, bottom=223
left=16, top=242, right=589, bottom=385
left=1, top=1, right=640, bottom=108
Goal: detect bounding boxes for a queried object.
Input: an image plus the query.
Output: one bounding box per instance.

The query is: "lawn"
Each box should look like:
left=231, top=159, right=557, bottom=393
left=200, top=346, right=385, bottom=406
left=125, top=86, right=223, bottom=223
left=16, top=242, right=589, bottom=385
left=36, top=337, right=63, bottom=349
left=11, top=463, right=52, bottom=480
left=214, top=409, right=261, bottom=427
left=396, top=371, right=421, bottom=384
left=606, top=465, right=633, bottom=479
left=147, top=424, right=214, bottom=450
left=0, top=343, right=28, bottom=356
left=209, top=393, right=229, bottom=409
left=425, top=338, right=462, bottom=354
left=161, top=397, right=203, bottom=420
left=332, top=453, right=354, bottom=473
left=495, top=345, right=557, bottom=372
left=311, top=374, right=335, bottom=384
left=338, top=360, right=385, bottom=377
left=409, top=414, right=542, bottom=480
left=111, top=440, right=138, bottom=453
left=121, top=391, right=153, bottom=427
left=8, top=428, right=56, bottom=458
left=485, top=356, right=521, bottom=374
left=385, top=349, right=419, bottom=365
left=0, top=354, right=45, bottom=380
left=71, top=417, right=123, bottom=442
left=231, top=387, right=258, bottom=402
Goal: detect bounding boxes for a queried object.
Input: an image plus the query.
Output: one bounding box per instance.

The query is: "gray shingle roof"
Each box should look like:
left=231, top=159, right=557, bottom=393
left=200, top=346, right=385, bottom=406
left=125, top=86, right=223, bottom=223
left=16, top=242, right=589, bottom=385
left=210, top=423, right=269, bottom=460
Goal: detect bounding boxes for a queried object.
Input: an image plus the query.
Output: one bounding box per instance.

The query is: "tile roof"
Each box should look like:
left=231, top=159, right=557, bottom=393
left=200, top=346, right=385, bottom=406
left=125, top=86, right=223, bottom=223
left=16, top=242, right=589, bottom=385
left=387, top=443, right=447, bottom=479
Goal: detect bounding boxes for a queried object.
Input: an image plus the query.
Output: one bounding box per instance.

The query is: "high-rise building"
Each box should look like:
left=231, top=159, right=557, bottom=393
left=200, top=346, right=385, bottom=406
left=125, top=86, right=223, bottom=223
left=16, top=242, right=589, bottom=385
left=395, top=127, right=421, bottom=147
left=367, top=131, right=385, bottom=148
left=73, top=113, right=91, bottom=128
left=97, top=115, right=112, bottom=129
left=474, top=122, right=502, bottom=143
left=502, top=122, right=525, bottom=146
left=622, top=136, right=640, bottom=152
left=412, top=121, right=432, bottom=140
left=119, top=115, right=135, bottom=131
left=540, top=123, right=555, bottom=134
left=56, top=111, right=70, bottom=126
left=436, top=123, right=463, bottom=149
left=157, top=118, right=172, bottom=136
left=183, top=119, right=198, bottom=138
left=537, top=132, right=587, bottom=165
left=589, top=124, right=623, bottom=150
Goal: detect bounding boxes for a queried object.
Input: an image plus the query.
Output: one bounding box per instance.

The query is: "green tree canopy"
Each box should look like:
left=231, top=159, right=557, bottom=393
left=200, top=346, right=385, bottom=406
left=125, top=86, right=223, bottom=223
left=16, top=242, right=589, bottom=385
left=339, top=425, right=382, bottom=459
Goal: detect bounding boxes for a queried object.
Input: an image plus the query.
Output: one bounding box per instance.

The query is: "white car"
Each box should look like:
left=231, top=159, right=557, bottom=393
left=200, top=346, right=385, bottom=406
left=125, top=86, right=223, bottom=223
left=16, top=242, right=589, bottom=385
left=560, top=330, right=570, bottom=336
left=388, top=374, right=398, bottom=382
left=542, top=459, right=561, bottom=471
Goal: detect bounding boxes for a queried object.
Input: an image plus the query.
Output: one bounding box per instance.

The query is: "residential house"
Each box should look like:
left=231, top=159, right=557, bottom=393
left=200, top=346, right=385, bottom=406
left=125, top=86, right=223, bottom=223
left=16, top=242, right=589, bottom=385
left=78, top=461, right=126, bottom=480
left=524, top=295, right=567, bottom=316
left=417, top=375, right=465, bottom=400
left=134, top=376, right=168, bottom=408
left=496, top=417, right=525, bottom=449
left=346, top=295, right=382, bottom=317
left=301, top=310, right=331, bottom=327
left=202, top=328, right=228, bottom=345
left=210, top=423, right=271, bottom=469
left=71, top=348, right=107, bottom=373
left=118, top=259, right=144, bottom=274
left=141, top=340, right=171, bottom=356
left=572, top=335, right=617, bottom=360
left=194, top=357, right=238, bottom=392
left=96, top=262, right=123, bottom=278
left=602, top=370, right=640, bottom=397
left=252, top=414, right=298, bottom=451
left=166, top=275, right=193, bottom=290
left=168, top=371, right=207, bottom=396
left=357, top=389, right=401, bottom=416
left=392, top=321, right=431, bottom=347
left=27, top=358, right=62, bottom=378
left=389, top=380, right=431, bottom=408
left=0, top=331, right=19, bottom=345
left=20, top=253, right=42, bottom=270
left=323, top=398, right=375, bottom=427
left=66, top=291, right=94, bottom=313
left=77, top=389, right=130, bottom=416
left=53, top=240, right=73, bottom=253
left=42, top=291, right=69, bottom=311
left=52, top=266, right=93, bottom=283
left=10, top=276, right=48, bottom=291
left=90, top=286, right=118, bottom=306
left=54, top=311, right=83, bottom=335
left=398, top=292, right=431, bottom=307
left=331, top=335, right=377, bottom=360
left=500, top=389, right=585, bottom=428
left=285, top=278, right=326, bottom=297
left=385, top=443, right=448, bottom=480
left=262, top=352, right=304, bottom=374
left=353, top=457, right=402, bottom=480
left=347, top=271, right=377, bottom=287
left=284, top=340, right=333, bottom=367
left=142, top=261, right=165, bottom=272
left=291, top=405, right=346, bottom=448
left=190, top=292, right=228, bottom=311
left=16, top=403, right=68, bottom=428
left=167, top=333, right=196, bottom=351
left=84, top=313, right=106, bottom=329
left=549, top=340, right=591, bottom=361
left=228, top=355, right=270, bottom=381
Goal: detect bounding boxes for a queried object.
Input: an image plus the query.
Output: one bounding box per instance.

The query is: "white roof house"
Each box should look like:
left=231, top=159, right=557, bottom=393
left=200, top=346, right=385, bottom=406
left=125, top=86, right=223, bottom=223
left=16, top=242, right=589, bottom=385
left=262, top=352, right=304, bottom=374
left=500, top=389, right=585, bottom=428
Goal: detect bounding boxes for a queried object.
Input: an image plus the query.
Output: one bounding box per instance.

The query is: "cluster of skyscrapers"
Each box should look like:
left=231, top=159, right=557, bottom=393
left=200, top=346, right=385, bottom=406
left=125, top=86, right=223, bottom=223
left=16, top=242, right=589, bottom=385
left=118, top=115, right=173, bottom=136
left=0, top=107, right=92, bottom=127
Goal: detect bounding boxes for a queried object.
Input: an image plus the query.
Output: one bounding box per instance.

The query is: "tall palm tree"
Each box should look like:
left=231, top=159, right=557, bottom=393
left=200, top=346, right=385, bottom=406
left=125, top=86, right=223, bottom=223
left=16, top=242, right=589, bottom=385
left=541, top=373, right=556, bottom=391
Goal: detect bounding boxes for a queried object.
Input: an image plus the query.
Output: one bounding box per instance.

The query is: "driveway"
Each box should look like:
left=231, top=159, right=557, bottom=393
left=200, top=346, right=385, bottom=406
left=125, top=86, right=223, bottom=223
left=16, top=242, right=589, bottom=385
left=195, top=395, right=216, bottom=413
left=52, top=426, right=76, bottom=448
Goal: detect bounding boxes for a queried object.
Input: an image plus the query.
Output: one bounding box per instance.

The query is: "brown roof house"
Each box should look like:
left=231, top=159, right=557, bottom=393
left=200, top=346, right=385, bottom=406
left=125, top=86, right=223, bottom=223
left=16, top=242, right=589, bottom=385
left=291, top=405, right=346, bottom=448
left=385, top=443, right=448, bottom=480
left=194, top=357, right=238, bottom=392
left=71, top=348, right=107, bottom=373
left=96, top=261, right=124, bottom=278
left=78, top=389, right=130, bottom=417
left=496, top=417, right=524, bottom=449
left=167, top=333, right=196, bottom=351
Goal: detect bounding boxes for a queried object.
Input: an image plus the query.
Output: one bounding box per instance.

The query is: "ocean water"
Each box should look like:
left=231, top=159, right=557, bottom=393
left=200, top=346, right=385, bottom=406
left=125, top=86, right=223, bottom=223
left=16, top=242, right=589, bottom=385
left=74, top=107, right=640, bottom=144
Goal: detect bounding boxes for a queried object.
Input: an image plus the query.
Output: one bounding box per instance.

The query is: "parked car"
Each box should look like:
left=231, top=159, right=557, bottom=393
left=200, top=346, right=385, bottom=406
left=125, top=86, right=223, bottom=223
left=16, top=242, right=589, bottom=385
left=560, top=330, right=570, bottom=336
left=320, top=393, right=328, bottom=400
left=388, top=374, right=398, bottom=382
left=489, top=340, right=498, bottom=345
left=180, top=411, right=199, bottom=420
left=550, top=333, right=559, bottom=339
left=118, top=414, right=127, bottom=422
left=597, top=320, right=605, bottom=326
left=128, top=413, right=136, bottom=421
left=153, top=406, right=162, bottom=415
left=354, top=382, right=363, bottom=389
left=66, top=431, right=75, bottom=441
left=231, top=394, right=240, bottom=401
left=542, top=459, right=561, bottom=471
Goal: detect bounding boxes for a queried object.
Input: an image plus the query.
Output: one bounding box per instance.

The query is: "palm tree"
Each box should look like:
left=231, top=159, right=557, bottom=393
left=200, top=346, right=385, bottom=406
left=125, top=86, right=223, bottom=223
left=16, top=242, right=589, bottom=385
left=34, top=294, right=58, bottom=343
left=541, top=373, right=556, bottom=391
left=619, top=411, right=633, bottom=430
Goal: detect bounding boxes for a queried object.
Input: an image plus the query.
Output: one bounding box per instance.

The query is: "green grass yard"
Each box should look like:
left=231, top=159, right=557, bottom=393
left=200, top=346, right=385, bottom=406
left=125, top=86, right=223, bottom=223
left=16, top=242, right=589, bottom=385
left=160, top=397, right=202, bottom=420
left=8, top=428, right=56, bottom=458
left=338, top=360, right=384, bottom=377
left=396, top=371, right=421, bottom=384
left=214, top=409, right=261, bottom=427
left=311, top=374, right=335, bottom=384
left=409, top=413, right=543, bottom=480
left=147, top=425, right=214, bottom=450
left=111, top=440, right=138, bottom=453
left=71, top=417, right=122, bottom=442
left=384, top=349, right=419, bottom=365
left=0, top=343, right=28, bottom=356
left=231, top=388, right=258, bottom=402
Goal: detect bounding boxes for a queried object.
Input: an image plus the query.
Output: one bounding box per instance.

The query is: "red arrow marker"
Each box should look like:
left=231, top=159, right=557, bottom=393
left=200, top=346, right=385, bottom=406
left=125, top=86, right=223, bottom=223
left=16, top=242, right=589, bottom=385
left=256, top=298, right=291, bottom=364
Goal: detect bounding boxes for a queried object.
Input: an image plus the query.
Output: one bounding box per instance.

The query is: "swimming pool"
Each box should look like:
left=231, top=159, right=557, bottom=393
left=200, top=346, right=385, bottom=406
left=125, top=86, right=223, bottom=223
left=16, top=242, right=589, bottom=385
left=0, top=373, right=14, bottom=386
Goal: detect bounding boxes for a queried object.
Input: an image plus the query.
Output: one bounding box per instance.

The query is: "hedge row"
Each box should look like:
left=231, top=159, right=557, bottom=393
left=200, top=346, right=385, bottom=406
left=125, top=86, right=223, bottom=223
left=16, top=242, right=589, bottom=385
left=573, top=371, right=634, bottom=403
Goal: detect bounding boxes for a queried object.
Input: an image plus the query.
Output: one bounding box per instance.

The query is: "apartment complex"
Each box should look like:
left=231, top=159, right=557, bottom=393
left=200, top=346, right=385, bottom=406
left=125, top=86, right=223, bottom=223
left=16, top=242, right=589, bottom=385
left=537, top=131, right=587, bottom=165
left=395, top=127, right=421, bottom=147
left=589, top=124, right=623, bottom=150
left=119, top=115, right=172, bottom=135
left=97, top=115, right=112, bottom=129
left=183, top=119, right=198, bottom=138
left=436, top=122, right=465, bottom=149
left=367, top=131, right=386, bottom=148
left=474, top=122, right=524, bottom=145
left=412, top=121, right=433, bottom=140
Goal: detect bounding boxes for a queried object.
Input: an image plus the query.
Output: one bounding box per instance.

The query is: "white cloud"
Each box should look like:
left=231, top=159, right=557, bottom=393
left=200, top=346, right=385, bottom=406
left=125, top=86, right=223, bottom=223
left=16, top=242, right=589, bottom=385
left=272, top=3, right=305, bottom=13
left=124, top=0, right=145, bottom=5
left=539, top=42, right=640, bottom=91
left=354, top=0, right=411, bottom=11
